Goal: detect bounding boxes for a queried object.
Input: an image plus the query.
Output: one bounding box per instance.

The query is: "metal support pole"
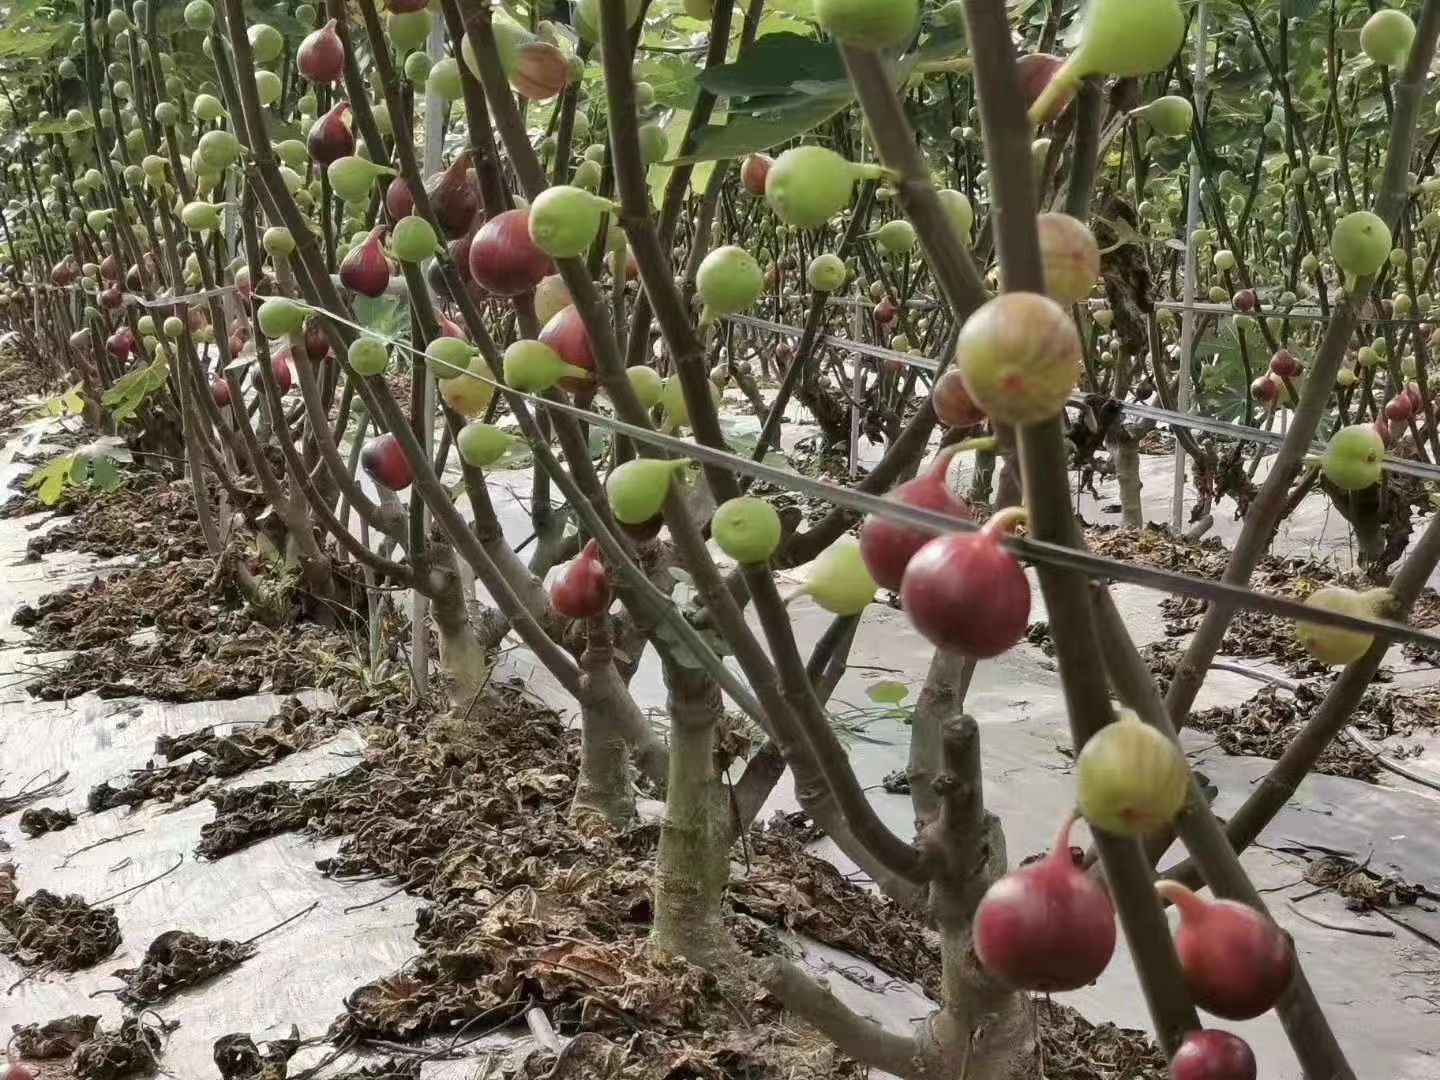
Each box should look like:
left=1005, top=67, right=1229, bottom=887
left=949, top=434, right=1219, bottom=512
left=1173, top=1, right=1208, bottom=532
left=849, top=303, right=863, bottom=479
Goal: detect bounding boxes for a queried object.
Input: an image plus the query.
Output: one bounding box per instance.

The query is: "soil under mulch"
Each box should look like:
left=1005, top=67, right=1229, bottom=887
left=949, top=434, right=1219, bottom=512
left=21, top=472, right=209, bottom=563
left=0, top=864, right=121, bottom=973
left=87, top=695, right=353, bottom=815
left=185, top=681, right=1168, bottom=1079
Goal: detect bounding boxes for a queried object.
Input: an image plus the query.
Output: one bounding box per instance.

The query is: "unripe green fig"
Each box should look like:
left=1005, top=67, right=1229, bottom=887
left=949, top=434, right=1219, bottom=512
left=713, top=496, right=783, bottom=564
left=183, top=0, right=213, bottom=29
left=456, top=422, right=517, bottom=468
left=248, top=24, right=283, bottom=64
left=794, top=537, right=877, bottom=616
left=937, top=188, right=973, bottom=241
left=1316, top=424, right=1385, bottom=490
left=426, top=336, right=477, bottom=380
left=257, top=297, right=308, bottom=338
left=327, top=156, right=395, bottom=203
left=347, top=335, right=389, bottom=376
left=86, top=208, right=113, bottom=232
left=404, top=50, right=432, bottom=85
left=262, top=226, right=295, bottom=258
left=815, top=0, right=919, bottom=51
left=1028, top=0, right=1183, bottom=122
left=1331, top=210, right=1391, bottom=289
left=193, top=93, right=224, bottom=122
left=1361, top=8, right=1415, bottom=68
left=659, top=374, right=721, bottom=432
left=637, top=122, right=669, bottom=165
left=503, top=338, right=591, bottom=393
left=572, top=158, right=603, bottom=192
left=391, top=215, right=439, bottom=262
left=1145, top=95, right=1192, bottom=137
left=196, top=128, right=240, bottom=170
left=606, top=456, right=687, bottom=524
left=163, top=316, right=185, bottom=338
left=954, top=292, right=1080, bottom=426
left=573, top=0, right=642, bottom=42
left=1213, top=248, right=1236, bottom=271
left=438, top=357, right=496, bottom=417
left=1077, top=710, right=1189, bottom=837
left=625, top=364, right=664, bottom=409
left=1295, top=587, right=1390, bottom=666
left=154, top=100, right=179, bottom=126
left=528, top=185, right=617, bottom=258
left=765, top=145, right=881, bottom=229
left=696, top=244, right=764, bottom=323
left=875, top=218, right=917, bottom=254
left=255, top=69, right=283, bottom=106
left=180, top=200, right=222, bottom=232
left=59, top=57, right=78, bottom=80
left=388, top=9, right=432, bottom=53
left=807, top=252, right=847, bottom=292
left=430, top=56, right=463, bottom=101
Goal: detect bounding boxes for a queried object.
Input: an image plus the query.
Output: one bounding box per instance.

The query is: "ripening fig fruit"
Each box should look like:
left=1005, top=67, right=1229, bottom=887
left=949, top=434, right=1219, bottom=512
left=1331, top=210, right=1391, bottom=289
left=807, top=252, right=847, bottom=292
left=937, top=188, right=973, bottom=241
left=391, top=215, right=439, bottom=262
left=1028, top=0, right=1183, bottom=123
left=1294, top=586, right=1390, bottom=666
left=1145, top=95, right=1193, bottom=137
left=471, top=208, right=554, bottom=296
left=1017, top=53, right=1074, bottom=123
left=257, top=297, right=307, bottom=338
left=339, top=226, right=391, bottom=298
left=1036, top=212, right=1101, bottom=305
left=328, top=156, right=395, bottom=203
left=425, top=152, right=481, bottom=238
left=210, top=377, right=231, bottom=407
left=931, top=369, right=985, bottom=427
left=765, top=145, right=882, bottom=229
left=1361, top=8, right=1415, bottom=67
left=1154, top=881, right=1294, bottom=1020
left=859, top=447, right=973, bottom=591
left=1315, top=423, right=1385, bottom=490
left=503, top=338, right=590, bottom=393
left=1076, top=710, right=1189, bottom=836
left=607, top=457, right=687, bottom=525
left=438, top=356, right=496, bottom=418
left=534, top=274, right=572, bottom=326
left=712, top=496, right=783, bottom=565
left=361, top=432, right=413, bottom=492
left=973, top=812, right=1117, bottom=991
left=793, top=537, right=877, bottom=616
left=1168, top=1030, right=1257, bottom=1080
left=307, top=101, right=355, bottom=166
left=528, top=185, right=617, bottom=258
left=298, top=19, right=345, bottom=86
left=815, top=0, right=919, bottom=50
left=900, top=507, right=1030, bottom=657
left=456, top=422, right=517, bottom=468
left=696, top=245, right=764, bottom=323
left=874, top=219, right=917, bottom=255
left=550, top=539, right=610, bottom=620
left=741, top=153, right=773, bottom=196
left=954, top=292, right=1080, bottom=426
left=347, top=335, right=389, bottom=376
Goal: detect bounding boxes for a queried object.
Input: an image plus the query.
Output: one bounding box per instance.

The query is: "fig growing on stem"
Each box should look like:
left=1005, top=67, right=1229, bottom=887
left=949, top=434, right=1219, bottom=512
left=550, top=539, right=610, bottom=620
left=696, top=245, right=764, bottom=323
left=297, top=19, right=344, bottom=86
left=307, top=101, right=354, bottom=166
left=470, top=208, right=554, bottom=296
left=426, top=152, right=481, bottom=238
left=1036, top=212, right=1101, bottom=305
left=339, top=226, right=391, bottom=298
left=900, top=506, right=1030, bottom=657
left=1294, top=586, right=1391, bottom=666
left=1154, top=880, right=1294, bottom=1020
left=1314, top=423, right=1386, bottom=490
left=712, top=497, right=783, bottom=565
left=391, top=216, right=440, bottom=262
left=456, top=422, right=517, bottom=468
left=973, top=812, right=1117, bottom=991
left=1361, top=8, right=1415, bottom=67
left=1168, top=1031, right=1258, bottom=1080
left=859, top=447, right=973, bottom=591
left=503, top=339, right=590, bottom=394
left=1076, top=709, right=1189, bottom=836
left=528, top=185, right=616, bottom=258
left=764, top=146, right=883, bottom=229
left=1331, top=210, right=1391, bottom=290
left=607, top=458, right=688, bottom=525
left=361, top=432, right=413, bottom=492
left=953, top=292, right=1080, bottom=426
left=792, top=537, right=877, bottom=616
left=815, top=0, right=919, bottom=50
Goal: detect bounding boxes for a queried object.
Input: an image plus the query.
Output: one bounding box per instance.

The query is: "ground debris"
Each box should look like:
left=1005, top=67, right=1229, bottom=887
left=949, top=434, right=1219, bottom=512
left=0, top=867, right=121, bottom=971
left=1190, top=685, right=1380, bottom=779
left=1036, top=999, right=1169, bottom=1079
left=71, top=1016, right=173, bottom=1080
left=18, top=805, right=76, bottom=836
left=113, top=929, right=257, bottom=1006
left=89, top=697, right=346, bottom=815
left=1299, top=854, right=1435, bottom=912
left=24, top=473, right=208, bottom=562
left=10, top=1013, right=100, bottom=1058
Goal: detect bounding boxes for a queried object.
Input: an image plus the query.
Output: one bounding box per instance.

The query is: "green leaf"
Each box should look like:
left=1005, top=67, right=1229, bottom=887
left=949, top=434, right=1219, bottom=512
left=25, top=455, right=76, bottom=506
left=676, top=92, right=852, bottom=163
left=0, top=3, right=76, bottom=60
left=699, top=33, right=845, bottom=99
left=91, top=456, right=121, bottom=491
left=866, top=680, right=910, bottom=706
left=352, top=294, right=409, bottom=339
left=29, top=115, right=94, bottom=137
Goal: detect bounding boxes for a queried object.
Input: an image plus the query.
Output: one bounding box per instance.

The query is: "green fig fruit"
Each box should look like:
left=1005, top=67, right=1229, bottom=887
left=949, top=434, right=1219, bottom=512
left=794, top=537, right=877, bottom=615
left=606, top=456, right=687, bottom=525
left=713, top=496, right=783, bottom=564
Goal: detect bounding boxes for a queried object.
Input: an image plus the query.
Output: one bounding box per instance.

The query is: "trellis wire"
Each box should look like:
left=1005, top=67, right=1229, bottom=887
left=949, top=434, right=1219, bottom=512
left=246, top=296, right=1440, bottom=655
